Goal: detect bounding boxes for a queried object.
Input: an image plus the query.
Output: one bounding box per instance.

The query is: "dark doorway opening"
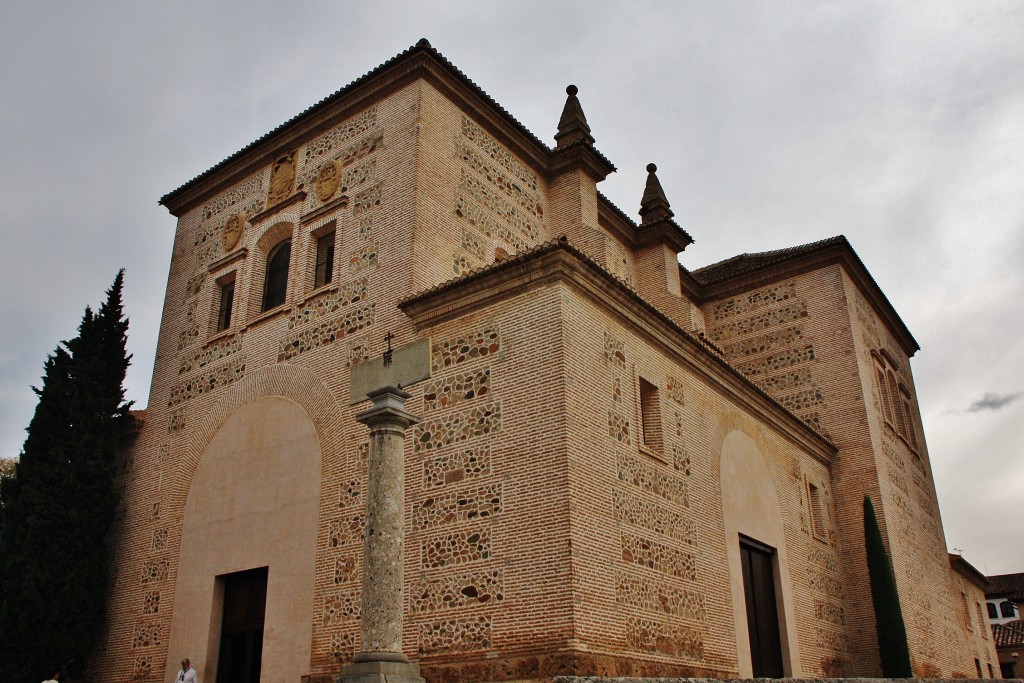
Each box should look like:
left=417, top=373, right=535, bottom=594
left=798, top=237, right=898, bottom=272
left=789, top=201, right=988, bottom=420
left=740, top=536, right=784, bottom=677
left=217, top=567, right=267, bottom=683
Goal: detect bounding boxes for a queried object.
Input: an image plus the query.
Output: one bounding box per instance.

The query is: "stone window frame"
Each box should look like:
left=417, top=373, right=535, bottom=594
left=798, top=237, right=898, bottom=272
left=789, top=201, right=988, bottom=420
left=247, top=221, right=296, bottom=320
left=214, top=271, right=237, bottom=333
left=805, top=477, right=828, bottom=542
left=871, top=351, right=920, bottom=453
left=263, top=240, right=292, bottom=311
left=309, top=219, right=338, bottom=292
left=636, top=374, right=666, bottom=461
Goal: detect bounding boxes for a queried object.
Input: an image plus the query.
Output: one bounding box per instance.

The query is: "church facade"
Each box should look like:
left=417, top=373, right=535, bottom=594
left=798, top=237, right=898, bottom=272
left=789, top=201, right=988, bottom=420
left=97, top=41, right=998, bottom=682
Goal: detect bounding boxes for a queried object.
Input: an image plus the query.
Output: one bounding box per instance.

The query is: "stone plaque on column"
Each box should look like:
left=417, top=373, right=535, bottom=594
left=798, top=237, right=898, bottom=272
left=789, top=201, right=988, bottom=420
left=339, top=337, right=430, bottom=683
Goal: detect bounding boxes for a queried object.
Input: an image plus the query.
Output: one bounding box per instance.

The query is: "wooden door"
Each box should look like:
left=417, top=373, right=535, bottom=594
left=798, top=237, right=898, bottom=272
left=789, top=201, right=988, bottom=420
left=740, top=537, right=784, bottom=677
left=217, top=567, right=267, bottom=683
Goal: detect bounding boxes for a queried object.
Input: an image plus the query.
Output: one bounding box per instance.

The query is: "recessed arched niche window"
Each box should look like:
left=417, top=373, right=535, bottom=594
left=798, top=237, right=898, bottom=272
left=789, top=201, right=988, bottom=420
left=263, top=240, right=291, bottom=311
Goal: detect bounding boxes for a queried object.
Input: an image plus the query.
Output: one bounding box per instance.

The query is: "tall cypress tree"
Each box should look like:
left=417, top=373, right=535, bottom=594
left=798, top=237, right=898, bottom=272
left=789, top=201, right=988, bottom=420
left=0, top=271, right=132, bottom=682
left=864, top=495, right=913, bottom=677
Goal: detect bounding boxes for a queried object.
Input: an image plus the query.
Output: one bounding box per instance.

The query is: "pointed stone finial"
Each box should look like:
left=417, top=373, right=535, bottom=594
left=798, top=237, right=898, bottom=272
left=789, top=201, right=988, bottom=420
left=639, top=163, right=674, bottom=225
left=555, top=85, right=595, bottom=148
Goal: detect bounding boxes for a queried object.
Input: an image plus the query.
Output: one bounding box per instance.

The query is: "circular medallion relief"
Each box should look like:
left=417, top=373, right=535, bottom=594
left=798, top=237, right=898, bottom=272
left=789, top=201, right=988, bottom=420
left=222, top=212, right=245, bottom=252
left=316, top=160, right=341, bottom=203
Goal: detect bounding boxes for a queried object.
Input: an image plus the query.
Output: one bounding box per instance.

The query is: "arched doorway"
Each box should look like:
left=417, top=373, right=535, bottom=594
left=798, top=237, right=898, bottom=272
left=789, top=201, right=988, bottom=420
left=719, top=428, right=801, bottom=677
left=165, top=396, right=321, bottom=682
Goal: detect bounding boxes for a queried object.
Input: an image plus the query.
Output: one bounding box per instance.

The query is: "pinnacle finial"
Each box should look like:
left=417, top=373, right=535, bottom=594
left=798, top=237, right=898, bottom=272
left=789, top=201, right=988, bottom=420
left=416, top=38, right=431, bottom=48
left=639, top=162, right=673, bottom=225
left=555, top=84, right=594, bottom=148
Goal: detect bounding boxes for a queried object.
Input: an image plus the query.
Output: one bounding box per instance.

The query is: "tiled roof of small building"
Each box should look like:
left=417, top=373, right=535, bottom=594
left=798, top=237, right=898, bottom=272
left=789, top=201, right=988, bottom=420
left=993, top=619, right=1024, bottom=648
left=161, top=39, right=551, bottom=206
left=690, top=235, right=849, bottom=285
left=988, top=572, right=1024, bottom=601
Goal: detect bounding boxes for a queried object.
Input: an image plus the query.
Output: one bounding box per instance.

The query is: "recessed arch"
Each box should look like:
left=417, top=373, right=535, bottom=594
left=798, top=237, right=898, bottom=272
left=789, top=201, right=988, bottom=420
left=718, top=420, right=802, bottom=677
left=163, top=364, right=348, bottom=683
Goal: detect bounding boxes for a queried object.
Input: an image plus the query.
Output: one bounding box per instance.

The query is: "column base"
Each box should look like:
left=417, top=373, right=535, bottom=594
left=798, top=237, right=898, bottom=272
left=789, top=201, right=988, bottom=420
left=337, top=655, right=425, bottom=683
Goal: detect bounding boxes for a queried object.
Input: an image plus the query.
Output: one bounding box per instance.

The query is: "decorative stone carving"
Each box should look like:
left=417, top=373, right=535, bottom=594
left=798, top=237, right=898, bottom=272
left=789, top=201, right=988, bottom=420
left=316, top=160, right=342, bottom=202
left=202, top=175, right=264, bottom=220
left=222, top=212, right=245, bottom=252
left=267, top=153, right=296, bottom=207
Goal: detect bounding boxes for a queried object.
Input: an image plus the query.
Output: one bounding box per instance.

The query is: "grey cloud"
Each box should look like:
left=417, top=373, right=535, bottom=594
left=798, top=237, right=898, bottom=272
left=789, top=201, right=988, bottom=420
left=967, top=392, right=1023, bottom=413
left=2, top=0, right=1024, bottom=574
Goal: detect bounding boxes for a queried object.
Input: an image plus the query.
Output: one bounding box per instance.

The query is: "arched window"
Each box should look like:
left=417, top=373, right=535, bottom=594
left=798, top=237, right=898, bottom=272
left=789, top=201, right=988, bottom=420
left=263, top=240, right=291, bottom=311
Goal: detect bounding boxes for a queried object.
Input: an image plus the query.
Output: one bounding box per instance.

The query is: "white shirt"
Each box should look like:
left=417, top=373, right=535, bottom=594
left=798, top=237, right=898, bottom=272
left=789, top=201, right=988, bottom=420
left=176, top=667, right=198, bottom=683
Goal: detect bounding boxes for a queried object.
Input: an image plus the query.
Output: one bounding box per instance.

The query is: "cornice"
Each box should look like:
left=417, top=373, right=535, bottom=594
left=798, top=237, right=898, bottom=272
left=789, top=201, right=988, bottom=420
left=547, top=140, right=616, bottom=182
left=399, top=240, right=836, bottom=464
left=634, top=217, right=693, bottom=253
left=596, top=192, right=693, bottom=255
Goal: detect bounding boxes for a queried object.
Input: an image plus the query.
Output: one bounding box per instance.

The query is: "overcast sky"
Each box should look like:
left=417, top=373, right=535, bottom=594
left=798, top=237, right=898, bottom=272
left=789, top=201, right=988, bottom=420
left=1, top=1, right=1022, bottom=575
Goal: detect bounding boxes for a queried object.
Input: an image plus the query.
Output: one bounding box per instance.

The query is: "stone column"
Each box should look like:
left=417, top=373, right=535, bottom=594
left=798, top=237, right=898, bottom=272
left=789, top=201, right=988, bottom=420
left=340, top=386, right=424, bottom=683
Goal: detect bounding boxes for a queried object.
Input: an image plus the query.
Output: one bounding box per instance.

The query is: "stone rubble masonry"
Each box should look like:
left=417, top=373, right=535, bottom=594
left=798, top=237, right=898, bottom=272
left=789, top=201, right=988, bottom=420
left=96, top=42, right=998, bottom=683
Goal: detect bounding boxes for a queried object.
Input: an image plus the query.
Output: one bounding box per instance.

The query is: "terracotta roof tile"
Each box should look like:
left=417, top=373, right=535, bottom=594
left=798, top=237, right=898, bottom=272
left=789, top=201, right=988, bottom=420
left=988, top=572, right=1024, bottom=601
left=690, top=235, right=849, bottom=285
left=161, top=39, right=551, bottom=206
left=993, top=619, right=1024, bottom=648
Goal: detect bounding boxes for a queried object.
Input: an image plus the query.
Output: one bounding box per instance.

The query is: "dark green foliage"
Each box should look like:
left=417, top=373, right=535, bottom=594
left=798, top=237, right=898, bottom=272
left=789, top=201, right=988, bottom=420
left=864, top=495, right=913, bottom=677
left=0, top=272, right=132, bottom=682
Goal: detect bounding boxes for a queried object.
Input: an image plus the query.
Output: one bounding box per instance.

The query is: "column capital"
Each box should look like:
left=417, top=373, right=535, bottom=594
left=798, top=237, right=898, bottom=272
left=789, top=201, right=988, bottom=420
left=356, top=386, right=420, bottom=429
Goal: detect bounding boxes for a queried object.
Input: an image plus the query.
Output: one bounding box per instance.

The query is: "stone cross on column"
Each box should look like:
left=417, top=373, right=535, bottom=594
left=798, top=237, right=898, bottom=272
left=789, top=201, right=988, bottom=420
left=341, top=338, right=430, bottom=683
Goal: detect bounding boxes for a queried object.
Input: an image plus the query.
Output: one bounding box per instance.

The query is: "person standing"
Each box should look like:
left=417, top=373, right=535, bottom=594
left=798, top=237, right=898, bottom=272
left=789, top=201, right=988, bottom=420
left=176, top=658, right=198, bottom=683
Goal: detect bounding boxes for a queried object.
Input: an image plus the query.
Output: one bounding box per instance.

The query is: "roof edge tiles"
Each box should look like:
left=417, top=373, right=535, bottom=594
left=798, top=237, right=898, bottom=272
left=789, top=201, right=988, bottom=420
left=987, top=572, right=1024, bottom=601
left=993, top=619, right=1024, bottom=648
left=160, top=39, right=556, bottom=215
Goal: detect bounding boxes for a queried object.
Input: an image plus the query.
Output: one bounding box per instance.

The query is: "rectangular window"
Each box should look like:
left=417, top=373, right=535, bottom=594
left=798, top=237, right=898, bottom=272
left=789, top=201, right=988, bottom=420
left=977, top=602, right=988, bottom=638
left=988, top=602, right=998, bottom=620
left=961, top=591, right=973, bottom=631
left=807, top=481, right=827, bottom=541
left=217, top=279, right=235, bottom=332
left=874, top=362, right=895, bottom=426
left=873, top=352, right=919, bottom=449
left=1001, top=600, right=1017, bottom=618
left=900, top=391, right=918, bottom=449
left=887, top=370, right=909, bottom=437
left=639, top=377, right=663, bottom=454
left=314, top=231, right=335, bottom=288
